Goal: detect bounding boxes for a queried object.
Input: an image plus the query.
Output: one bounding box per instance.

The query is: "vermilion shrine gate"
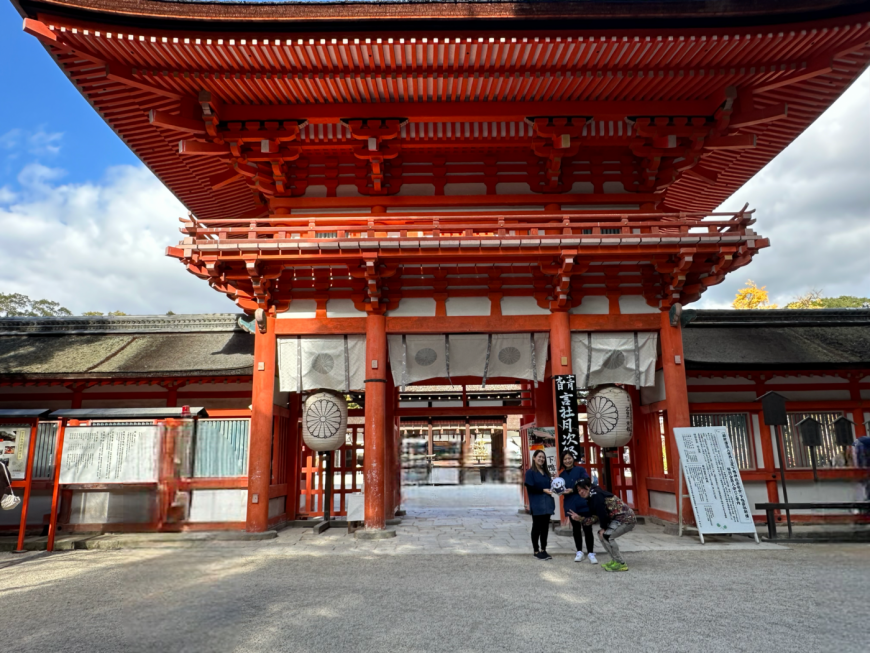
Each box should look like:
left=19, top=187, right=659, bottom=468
left=8, top=0, right=870, bottom=535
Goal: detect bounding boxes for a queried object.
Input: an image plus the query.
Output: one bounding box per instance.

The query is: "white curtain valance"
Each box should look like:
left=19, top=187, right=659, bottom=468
left=388, top=333, right=549, bottom=387
left=571, top=331, right=658, bottom=388
left=278, top=335, right=367, bottom=393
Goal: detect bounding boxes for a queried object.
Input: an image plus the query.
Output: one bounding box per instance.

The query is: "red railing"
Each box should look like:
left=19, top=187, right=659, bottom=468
left=179, top=207, right=755, bottom=244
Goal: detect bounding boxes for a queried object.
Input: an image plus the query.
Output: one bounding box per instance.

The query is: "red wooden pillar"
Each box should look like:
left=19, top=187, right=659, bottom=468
left=534, top=360, right=555, bottom=428
left=364, top=313, right=387, bottom=530
left=659, top=310, right=690, bottom=519
left=384, top=367, right=397, bottom=517
left=285, top=393, right=302, bottom=520
left=246, top=316, right=276, bottom=532
left=550, top=310, right=573, bottom=524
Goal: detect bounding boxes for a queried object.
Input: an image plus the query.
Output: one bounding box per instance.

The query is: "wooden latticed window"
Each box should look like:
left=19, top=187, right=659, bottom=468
left=690, top=413, right=756, bottom=470
left=784, top=412, right=845, bottom=469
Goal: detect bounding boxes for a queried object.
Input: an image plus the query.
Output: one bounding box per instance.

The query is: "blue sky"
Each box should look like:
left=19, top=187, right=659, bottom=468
left=0, top=4, right=868, bottom=315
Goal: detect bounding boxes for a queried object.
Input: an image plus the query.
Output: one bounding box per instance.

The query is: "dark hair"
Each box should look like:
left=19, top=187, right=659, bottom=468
left=531, top=450, right=551, bottom=478
left=560, top=451, right=575, bottom=470
left=575, top=478, right=592, bottom=491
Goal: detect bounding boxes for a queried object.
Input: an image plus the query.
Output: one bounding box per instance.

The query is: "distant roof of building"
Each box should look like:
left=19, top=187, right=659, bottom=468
left=1, top=309, right=869, bottom=379
left=682, top=309, right=870, bottom=370
left=0, top=314, right=255, bottom=379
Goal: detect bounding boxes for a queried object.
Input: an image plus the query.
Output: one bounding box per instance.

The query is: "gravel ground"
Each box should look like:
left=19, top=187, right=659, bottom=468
left=1, top=544, right=868, bottom=653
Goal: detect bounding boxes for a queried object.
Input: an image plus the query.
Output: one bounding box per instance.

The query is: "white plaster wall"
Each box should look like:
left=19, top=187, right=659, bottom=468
left=688, top=376, right=754, bottom=386
left=767, top=375, right=844, bottom=385
left=775, top=481, right=863, bottom=512
left=277, top=300, right=317, bottom=319
left=189, top=489, right=248, bottom=522
left=687, top=391, right=758, bottom=403
left=444, top=183, right=488, bottom=196
left=569, top=296, right=609, bottom=314
left=336, top=184, right=361, bottom=197
left=468, top=400, right=505, bottom=407
left=81, top=399, right=167, bottom=408
left=496, top=182, right=533, bottom=195
left=432, top=401, right=463, bottom=407
left=445, top=297, right=490, bottom=316
left=501, top=297, right=550, bottom=316
left=69, top=491, right=154, bottom=524
left=777, top=390, right=851, bottom=401
left=326, top=299, right=366, bottom=317
left=618, top=295, right=659, bottom=314
left=744, top=482, right=770, bottom=515
left=751, top=414, right=765, bottom=468
left=396, top=183, right=435, bottom=196
left=649, top=490, right=676, bottom=513
left=387, top=298, right=436, bottom=317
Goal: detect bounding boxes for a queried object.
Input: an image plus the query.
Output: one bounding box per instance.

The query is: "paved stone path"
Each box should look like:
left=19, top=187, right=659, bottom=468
left=255, top=485, right=782, bottom=556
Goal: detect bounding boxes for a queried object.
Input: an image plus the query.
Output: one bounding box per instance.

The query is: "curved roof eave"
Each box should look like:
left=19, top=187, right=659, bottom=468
left=17, top=0, right=870, bottom=32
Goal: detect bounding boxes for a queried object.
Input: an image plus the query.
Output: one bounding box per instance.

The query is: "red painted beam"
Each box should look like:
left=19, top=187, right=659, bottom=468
left=221, top=99, right=724, bottom=124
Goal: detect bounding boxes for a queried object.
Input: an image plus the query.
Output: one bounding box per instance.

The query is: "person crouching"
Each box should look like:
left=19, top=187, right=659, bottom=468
left=569, top=478, right=637, bottom=572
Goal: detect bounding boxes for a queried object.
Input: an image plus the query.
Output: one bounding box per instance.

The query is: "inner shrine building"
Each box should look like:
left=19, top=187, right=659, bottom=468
left=5, top=0, right=870, bottom=535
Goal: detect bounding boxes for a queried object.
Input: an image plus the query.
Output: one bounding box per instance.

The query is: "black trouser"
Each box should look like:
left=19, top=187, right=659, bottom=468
left=530, top=514, right=551, bottom=552
left=571, top=518, right=595, bottom=553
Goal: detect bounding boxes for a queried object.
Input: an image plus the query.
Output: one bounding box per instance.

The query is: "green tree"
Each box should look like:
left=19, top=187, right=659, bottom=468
left=107, top=311, right=127, bottom=316
left=0, top=292, right=72, bottom=317
left=82, top=311, right=104, bottom=316
left=816, top=295, right=870, bottom=308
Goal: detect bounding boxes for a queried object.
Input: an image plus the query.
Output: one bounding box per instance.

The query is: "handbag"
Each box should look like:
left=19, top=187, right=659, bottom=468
left=1, top=463, right=21, bottom=511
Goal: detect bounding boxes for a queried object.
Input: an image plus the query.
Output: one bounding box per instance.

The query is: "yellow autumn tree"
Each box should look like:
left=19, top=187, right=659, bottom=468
left=732, top=280, right=779, bottom=309
left=785, top=289, right=824, bottom=309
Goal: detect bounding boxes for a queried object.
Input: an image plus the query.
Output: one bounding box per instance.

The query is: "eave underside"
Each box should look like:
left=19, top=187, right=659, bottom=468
left=15, top=5, right=870, bottom=223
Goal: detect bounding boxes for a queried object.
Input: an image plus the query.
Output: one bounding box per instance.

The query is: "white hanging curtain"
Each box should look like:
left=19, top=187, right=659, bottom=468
left=571, top=331, right=658, bottom=388
left=277, top=335, right=367, bottom=393
left=486, top=333, right=549, bottom=383
left=388, top=332, right=550, bottom=386
left=387, top=334, right=449, bottom=386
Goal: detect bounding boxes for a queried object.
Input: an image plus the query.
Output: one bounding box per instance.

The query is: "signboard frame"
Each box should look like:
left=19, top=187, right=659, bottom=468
left=673, top=426, right=760, bottom=544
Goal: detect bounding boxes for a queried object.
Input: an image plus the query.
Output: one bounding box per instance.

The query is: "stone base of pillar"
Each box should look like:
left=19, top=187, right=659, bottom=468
left=355, top=528, right=397, bottom=540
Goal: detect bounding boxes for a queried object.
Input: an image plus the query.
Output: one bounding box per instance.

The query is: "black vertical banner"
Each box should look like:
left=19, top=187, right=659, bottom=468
left=554, top=374, right=581, bottom=460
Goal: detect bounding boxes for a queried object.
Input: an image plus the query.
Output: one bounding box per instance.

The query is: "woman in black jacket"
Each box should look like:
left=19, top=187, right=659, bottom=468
left=524, top=450, right=556, bottom=560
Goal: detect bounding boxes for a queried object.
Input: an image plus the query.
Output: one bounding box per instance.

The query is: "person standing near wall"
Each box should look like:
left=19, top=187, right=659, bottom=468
left=525, top=450, right=555, bottom=560
left=559, top=452, right=597, bottom=564
left=570, top=478, right=637, bottom=572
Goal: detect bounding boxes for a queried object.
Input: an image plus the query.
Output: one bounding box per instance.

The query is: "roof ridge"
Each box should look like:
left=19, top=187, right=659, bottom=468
left=0, top=314, right=246, bottom=335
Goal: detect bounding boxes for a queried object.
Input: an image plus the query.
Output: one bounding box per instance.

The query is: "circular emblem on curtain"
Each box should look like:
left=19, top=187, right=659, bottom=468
left=302, top=391, right=348, bottom=451
left=415, top=348, right=438, bottom=366
left=587, top=386, right=633, bottom=448
left=497, top=346, right=522, bottom=365
left=601, top=350, right=626, bottom=370
left=311, top=353, right=336, bottom=375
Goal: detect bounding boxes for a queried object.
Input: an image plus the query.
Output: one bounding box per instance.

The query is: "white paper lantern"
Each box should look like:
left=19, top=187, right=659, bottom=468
left=302, top=391, right=348, bottom=452
left=586, top=386, right=633, bottom=448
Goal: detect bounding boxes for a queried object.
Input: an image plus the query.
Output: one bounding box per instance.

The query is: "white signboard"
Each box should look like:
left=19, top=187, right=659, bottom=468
left=673, top=426, right=755, bottom=536
left=0, top=426, right=30, bottom=480
left=60, top=425, right=159, bottom=484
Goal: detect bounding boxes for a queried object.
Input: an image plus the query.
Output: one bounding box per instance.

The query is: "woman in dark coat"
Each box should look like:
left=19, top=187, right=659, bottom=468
left=524, top=450, right=556, bottom=560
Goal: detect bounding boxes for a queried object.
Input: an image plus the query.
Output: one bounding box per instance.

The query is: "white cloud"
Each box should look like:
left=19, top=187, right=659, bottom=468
left=0, top=164, right=238, bottom=315
left=0, top=127, right=64, bottom=158
left=701, top=68, right=870, bottom=308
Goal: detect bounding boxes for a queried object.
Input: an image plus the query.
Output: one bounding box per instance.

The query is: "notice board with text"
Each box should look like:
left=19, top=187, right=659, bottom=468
left=673, top=426, right=756, bottom=536
left=59, top=424, right=159, bottom=484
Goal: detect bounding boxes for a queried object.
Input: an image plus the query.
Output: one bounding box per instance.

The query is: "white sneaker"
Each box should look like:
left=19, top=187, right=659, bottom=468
left=587, top=553, right=598, bottom=564
left=574, top=551, right=585, bottom=562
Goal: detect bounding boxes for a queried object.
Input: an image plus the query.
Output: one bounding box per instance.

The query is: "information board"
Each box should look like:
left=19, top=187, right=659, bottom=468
left=0, top=426, right=30, bottom=480
left=673, top=426, right=755, bottom=536
left=60, top=425, right=159, bottom=484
